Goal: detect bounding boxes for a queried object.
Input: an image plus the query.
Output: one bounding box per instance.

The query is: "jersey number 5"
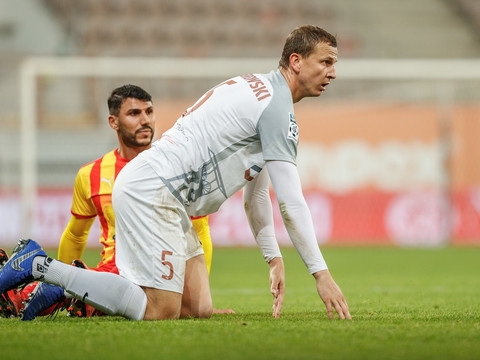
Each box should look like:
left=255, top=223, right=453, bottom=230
left=161, top=250, right=174, bottom=280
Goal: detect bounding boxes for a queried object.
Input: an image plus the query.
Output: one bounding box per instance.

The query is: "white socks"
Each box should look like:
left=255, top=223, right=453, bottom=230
left=31, top=256, right=53, bottom=280
left=33, top=257, right=147, bottom=320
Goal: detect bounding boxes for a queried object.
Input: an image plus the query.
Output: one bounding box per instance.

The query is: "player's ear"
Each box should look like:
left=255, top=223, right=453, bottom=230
left=289, top=53, right=302, bottom=73
left=108, top=115, right=119, bottom=130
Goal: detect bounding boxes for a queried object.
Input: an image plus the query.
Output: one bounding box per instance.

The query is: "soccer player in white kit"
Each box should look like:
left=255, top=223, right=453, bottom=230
left=0, top=25, right=351, bottom=321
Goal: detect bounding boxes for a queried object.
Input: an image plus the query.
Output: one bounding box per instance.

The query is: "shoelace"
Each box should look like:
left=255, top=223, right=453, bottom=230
left=45, top=298, right=69, bottom=320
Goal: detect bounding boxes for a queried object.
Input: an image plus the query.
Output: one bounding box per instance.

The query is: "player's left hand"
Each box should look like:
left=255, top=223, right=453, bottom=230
left=314, top=269, right=351, bottom=320
left=268, top=257, right=285, bottom=318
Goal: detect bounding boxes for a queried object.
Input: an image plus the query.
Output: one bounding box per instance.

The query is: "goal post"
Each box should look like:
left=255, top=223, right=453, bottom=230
left=19, top=57, right=480, bottom=241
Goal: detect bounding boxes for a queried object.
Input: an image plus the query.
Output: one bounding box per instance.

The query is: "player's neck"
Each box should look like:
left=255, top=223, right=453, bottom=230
left=280, top=67, right=301, bottom=104
left=117, top=144, right=150, bottom=160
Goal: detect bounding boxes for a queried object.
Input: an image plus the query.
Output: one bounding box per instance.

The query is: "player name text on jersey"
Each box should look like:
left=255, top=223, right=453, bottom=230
left=241, top=74, right=272, bottom=101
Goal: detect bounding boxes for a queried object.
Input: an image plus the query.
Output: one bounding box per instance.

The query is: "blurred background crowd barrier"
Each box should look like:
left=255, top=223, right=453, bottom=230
left=1, top=0, right=479, bottom=248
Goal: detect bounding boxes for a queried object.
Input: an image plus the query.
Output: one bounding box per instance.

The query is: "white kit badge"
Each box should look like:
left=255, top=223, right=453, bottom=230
left=287, top=113, right=298, bottom=143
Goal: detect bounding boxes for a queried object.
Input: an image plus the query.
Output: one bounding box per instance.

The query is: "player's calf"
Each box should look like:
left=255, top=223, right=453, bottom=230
left=67, top=259, right=97, bottom=318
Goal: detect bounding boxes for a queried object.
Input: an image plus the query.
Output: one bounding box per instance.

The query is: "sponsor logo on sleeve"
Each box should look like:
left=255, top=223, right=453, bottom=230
left=287, top=113, right=298, bottom=143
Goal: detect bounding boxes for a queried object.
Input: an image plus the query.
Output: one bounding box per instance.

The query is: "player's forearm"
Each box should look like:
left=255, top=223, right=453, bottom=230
left=191, top=216, right=213, bottom=274
left=279, top=196, right=328, bottom=273
left=266, top=161, right=327, bottom=274
left=243, top=168, right=282, bottom=262
left=58, top=232, right=87, bottom=263
left=57, top=215, right=94, bottom=263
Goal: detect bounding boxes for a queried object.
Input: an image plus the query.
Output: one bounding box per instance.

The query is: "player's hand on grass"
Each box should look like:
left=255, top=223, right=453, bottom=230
left=268, top=257, right=285, bottom=318
left=314, top=269, right=351, bottom=320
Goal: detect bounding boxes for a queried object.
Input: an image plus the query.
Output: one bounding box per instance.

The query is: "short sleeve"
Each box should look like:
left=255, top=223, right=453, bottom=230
left=257, top=73, right=297, bottom=164
left=71, top=164, right=97, bottom=218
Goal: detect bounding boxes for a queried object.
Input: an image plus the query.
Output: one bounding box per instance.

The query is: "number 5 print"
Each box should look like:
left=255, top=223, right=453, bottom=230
left=161, top=250, right=174, bottom=280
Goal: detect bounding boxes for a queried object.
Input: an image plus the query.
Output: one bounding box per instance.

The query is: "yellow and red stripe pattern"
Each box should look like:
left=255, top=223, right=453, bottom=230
left=71, top=149, right=128, bottom=270
left=71, top=149, right=212, bottom=272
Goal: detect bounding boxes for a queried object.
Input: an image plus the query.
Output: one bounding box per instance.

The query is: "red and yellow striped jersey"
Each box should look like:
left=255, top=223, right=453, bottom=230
left=71, top=149, right=127, bottom=270
left=69, top=149, right=212, bottom=273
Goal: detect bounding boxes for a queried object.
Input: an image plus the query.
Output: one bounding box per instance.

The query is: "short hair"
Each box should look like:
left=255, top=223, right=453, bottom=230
left=108, top=84, right=152, bottom=116
left=278, top=25, right=337, bottom=70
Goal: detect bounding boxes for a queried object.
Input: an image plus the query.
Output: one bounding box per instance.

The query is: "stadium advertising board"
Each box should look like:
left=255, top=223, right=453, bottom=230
left=1, top=102, right=479, bottom=247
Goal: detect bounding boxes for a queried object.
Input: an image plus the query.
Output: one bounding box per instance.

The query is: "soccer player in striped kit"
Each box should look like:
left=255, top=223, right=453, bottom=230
left=3, top=84, right=227, bottom=320
left=0, top=25, right=350, bottom=321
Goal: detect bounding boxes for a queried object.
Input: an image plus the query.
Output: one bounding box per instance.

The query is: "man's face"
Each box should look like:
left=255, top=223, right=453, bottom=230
left=297, top=42, right=338, bottom=98
left=114, top=97, right=155, bottom=148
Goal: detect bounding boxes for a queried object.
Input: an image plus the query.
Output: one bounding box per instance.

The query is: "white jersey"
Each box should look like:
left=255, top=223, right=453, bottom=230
left=139, top=70, right=299, bottom=217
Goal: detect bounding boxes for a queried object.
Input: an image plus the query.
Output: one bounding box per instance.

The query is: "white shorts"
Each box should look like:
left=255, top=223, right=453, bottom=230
left=112, top=157, right=204, bottom=294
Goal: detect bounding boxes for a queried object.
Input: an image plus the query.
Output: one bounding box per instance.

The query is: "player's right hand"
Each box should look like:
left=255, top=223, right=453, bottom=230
left=268, top=257, right=285, bottom=318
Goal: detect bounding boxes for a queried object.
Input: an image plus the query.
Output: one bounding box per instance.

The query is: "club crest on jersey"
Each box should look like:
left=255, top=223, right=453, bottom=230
left=287, top=113, right=298, bottom=143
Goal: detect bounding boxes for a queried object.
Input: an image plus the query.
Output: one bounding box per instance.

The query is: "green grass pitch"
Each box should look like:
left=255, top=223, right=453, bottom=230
left=1, top=246, right=479, bottom=360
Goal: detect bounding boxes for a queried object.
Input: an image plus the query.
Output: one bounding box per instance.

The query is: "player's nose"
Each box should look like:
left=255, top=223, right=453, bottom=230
left=328, top=65, right=336, bottom=80
left=140, top=111, right=152, bottom=125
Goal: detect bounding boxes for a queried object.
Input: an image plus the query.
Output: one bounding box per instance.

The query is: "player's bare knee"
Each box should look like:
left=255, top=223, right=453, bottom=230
left=180, top=300, right=212, bottom=319
left=197, top=300, right=213, bottom=319
left=197, top=303, right=213, bottom=319
left=142, top=287, right=182, bottom=320
left=144, top=300, right=181, bottom=320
